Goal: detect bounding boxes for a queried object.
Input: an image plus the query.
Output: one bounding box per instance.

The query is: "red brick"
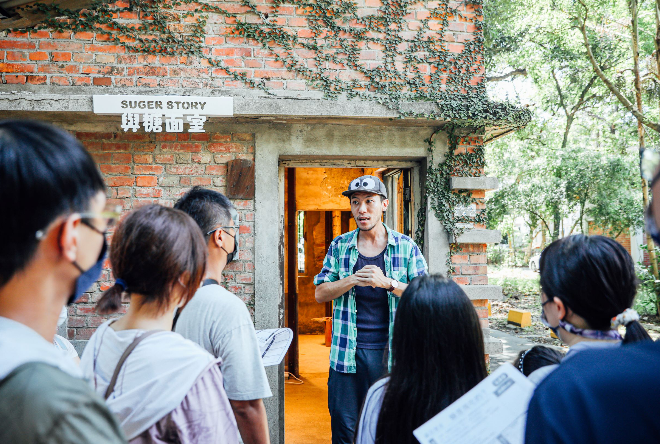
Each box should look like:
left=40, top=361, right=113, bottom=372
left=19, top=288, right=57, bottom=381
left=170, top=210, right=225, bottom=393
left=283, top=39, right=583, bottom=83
left=86, top=44, right=126, bottom=53
left=27, top=75, right=47, bottom=84
left=106, top=176, right=134, bottom=187
left=180, top=177, right=213, bottom=186
left=206, top=165, right=227, bottom=175
left=160, top=142, right=202, bottom=153
left=52, top=52, right=72, bottom=62
left=0, top=41, right=36, bottom=50
left=166, top=165, right=205, bottom=175
left=0, top=63, right=36, bottom=73
left=40, top=41, right=84, bottom=51
left=133, top=154, right=153, bottom=163
left=471, top=276, right=489, bottom=285
left=470, top=254, right=487, bottom=264
left=112, top=153, right=132, bottom=163
left=461, top=265, right=487, bottom=275
left=6, top=51, right=27, bottom=61
left=102, top=142, right=130, bottom=152
left=93, top=77, right=112, bottom=86
left=453, top=276, right=470, bottom=285
left=28, top=52, right=49, bottom=61
left=100, top=164, right=131, bottom=174
left=134, top=165, right=164, bottom=174
left=208, top=142, right=244, bottom=153
left=232, top=133, right=253, bottom=141
left=135, top=188, right=163, bottom=197
left=451, top=254, right=469, bottom=264
left=4, top=75, right=26, bottom=84
left=155, top=154, right=175, bottom=163
left=136, top=176, right=158, bottom=187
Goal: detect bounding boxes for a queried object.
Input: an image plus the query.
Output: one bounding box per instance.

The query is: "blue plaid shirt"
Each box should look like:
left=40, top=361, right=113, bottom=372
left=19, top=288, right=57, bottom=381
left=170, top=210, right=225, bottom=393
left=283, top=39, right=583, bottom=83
left=313, top=224, right=428, bottom=373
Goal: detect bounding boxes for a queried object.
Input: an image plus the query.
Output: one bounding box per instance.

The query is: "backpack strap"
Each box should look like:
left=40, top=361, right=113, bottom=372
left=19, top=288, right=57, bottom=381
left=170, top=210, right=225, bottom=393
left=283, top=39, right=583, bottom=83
left=104, top=330, right=161, bottom=400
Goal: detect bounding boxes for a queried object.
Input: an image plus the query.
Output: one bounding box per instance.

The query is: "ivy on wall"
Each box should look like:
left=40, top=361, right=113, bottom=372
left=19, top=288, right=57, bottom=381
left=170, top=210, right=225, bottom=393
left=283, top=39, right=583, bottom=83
left=415, top=126, right=488, bottom=272
left=12, top=0, right=531, bottom=268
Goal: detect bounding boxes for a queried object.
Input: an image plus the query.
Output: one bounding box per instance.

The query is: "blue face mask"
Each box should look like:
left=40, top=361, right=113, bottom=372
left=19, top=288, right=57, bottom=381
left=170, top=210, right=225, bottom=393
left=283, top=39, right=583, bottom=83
left=68, top=239, right=107, bottom=305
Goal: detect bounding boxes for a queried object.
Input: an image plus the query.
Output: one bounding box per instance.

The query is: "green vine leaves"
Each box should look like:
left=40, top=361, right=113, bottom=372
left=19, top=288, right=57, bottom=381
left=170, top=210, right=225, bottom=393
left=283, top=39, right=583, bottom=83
left=11, top=0, right=529, bottom=125
left=11, top=0, right=530, bottom=273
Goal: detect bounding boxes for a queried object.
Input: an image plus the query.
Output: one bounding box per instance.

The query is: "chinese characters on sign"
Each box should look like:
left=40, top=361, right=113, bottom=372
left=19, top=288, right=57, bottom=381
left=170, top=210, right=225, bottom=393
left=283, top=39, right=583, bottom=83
left=121, top=113, right=208, bottom=133
left=93, top=95, right=233, bottom=134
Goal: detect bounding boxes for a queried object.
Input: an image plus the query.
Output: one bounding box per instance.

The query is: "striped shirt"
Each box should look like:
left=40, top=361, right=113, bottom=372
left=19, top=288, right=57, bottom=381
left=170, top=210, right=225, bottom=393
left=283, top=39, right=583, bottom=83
left=313, top=224, right=428, bottom=373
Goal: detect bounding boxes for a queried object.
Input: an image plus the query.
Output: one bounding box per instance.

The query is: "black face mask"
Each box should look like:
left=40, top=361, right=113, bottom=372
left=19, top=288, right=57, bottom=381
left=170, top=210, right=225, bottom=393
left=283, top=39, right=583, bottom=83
left=68, top=238, right=107, bottom=305
left=221, top=230, right=239, bottom=264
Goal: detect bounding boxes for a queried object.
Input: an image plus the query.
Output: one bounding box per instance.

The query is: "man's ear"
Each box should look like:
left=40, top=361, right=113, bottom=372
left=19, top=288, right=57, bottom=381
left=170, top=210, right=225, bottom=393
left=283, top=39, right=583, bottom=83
left=381, top=198, right=389, bottom=212
left=553, top=296, right=567, bottom=320
left=58, top=216, right=80, bottom=262
left=210, top=229, right=224, bottom=249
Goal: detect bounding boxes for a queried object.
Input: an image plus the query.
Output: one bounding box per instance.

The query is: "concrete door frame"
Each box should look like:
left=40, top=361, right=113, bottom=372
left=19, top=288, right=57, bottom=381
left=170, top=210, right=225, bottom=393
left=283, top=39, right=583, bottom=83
left=253, top=123, right=445, bottom=443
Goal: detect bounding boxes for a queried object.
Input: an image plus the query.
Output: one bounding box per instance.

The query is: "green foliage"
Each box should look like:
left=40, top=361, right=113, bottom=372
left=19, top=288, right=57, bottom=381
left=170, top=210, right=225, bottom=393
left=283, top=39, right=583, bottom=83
left=489, top=273, right=539, bottom=300
left=13, top=0, right=531, bottom=127
left=637, top=244, right=660, bottom=315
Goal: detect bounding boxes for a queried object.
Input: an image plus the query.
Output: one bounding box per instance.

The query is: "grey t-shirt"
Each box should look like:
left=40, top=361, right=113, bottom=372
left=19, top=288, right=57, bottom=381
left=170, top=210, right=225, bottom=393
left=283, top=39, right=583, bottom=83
left=356, top=376, right=389, bottom=444
left=175, top=284, right=272, bottom=401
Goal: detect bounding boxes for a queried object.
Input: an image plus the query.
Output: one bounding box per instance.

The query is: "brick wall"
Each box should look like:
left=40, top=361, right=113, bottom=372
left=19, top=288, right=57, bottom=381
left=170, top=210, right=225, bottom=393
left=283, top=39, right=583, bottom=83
left=449, top=134, right=490, bottom=329
left=0, top=0, right=483, bottom=90
left=67, top=129, right=255, bottom=341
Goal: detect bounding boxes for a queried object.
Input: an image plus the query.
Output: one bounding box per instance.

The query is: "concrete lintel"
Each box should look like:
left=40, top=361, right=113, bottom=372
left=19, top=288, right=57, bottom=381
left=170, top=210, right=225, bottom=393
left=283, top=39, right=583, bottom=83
left=451, top=228, right=501, bottom=244
left=460, top=284, right=503, bottom=301
left=484, top=335, right=504, bottom=355
left=450, top=176, right=499, bottom=191
left=0, top=87, right=443, bottom=121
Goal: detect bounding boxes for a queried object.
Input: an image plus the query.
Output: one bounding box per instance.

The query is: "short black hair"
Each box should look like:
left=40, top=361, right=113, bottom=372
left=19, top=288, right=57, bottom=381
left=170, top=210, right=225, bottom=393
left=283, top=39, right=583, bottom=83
left=540, top=234, right=651, bottom=344
left=0, top=120, right=106, bottom=287
left=174, top=186, right=234, bottom=238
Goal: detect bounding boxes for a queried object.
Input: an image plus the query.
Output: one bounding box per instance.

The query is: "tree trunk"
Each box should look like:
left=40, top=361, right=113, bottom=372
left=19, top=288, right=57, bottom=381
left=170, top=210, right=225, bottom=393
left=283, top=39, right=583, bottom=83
left=552, top=210, right=561, bottom=241
left=633, top=0, right=660, bottom=312
left=541, top=226, right=547, bottom=249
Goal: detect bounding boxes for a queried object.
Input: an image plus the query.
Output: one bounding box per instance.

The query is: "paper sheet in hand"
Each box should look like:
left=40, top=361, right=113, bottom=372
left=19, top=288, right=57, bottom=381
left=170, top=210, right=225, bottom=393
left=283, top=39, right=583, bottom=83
left=413, top=363, right=535, bottom=444
left=255, top=328, right=293, bottom=367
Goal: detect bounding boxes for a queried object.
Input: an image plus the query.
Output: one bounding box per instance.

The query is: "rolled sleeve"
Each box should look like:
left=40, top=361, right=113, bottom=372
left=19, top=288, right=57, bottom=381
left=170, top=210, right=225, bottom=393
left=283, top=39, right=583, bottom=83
left=407, top=244, right=428, bottom=281
left=314, top=242, right=340, bottom=286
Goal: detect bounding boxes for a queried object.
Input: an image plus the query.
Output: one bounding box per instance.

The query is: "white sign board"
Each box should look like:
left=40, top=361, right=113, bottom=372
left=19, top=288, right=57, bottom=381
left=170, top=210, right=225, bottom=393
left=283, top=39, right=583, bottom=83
left=413, top=363, right=535, bottom=444
left=92, top=95, right=233, bottom=133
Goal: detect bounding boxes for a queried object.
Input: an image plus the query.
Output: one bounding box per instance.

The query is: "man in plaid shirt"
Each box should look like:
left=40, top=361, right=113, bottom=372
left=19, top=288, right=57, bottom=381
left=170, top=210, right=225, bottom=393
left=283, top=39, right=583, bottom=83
left=314, top=175, right=427, bottom=444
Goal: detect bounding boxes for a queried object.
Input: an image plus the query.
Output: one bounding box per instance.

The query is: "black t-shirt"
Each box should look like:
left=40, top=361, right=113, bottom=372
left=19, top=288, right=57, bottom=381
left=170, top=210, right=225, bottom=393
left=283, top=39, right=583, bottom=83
left=353, top=248, right=389, bottom=349
left=525, top=340, right=660, bottom=443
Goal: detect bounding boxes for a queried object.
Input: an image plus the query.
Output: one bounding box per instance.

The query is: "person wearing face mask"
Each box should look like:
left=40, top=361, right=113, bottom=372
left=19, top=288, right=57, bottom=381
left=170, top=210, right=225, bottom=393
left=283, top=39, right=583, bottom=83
left=80, top=204, right=239, bottom=443
left=526, top=234, right=651, bottom=386
left=524, top=149, right=660, bottom=443
left=173, top=187, right=272, bottom=444
left=0, top=120, right=126, bottom=444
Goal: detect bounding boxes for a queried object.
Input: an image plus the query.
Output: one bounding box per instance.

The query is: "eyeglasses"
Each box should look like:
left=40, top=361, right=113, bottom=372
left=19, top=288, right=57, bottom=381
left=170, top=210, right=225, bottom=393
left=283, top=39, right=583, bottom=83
left=640, top=148, right=660, bottom=184
left=206, top=226, right=237, bottom=237
left=35, top=204, right=123, bottom=240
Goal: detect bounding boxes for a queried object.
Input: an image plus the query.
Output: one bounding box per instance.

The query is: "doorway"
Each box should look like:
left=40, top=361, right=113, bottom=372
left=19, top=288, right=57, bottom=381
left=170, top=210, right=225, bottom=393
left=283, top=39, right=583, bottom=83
left=283, top=166, right=416, bottom=444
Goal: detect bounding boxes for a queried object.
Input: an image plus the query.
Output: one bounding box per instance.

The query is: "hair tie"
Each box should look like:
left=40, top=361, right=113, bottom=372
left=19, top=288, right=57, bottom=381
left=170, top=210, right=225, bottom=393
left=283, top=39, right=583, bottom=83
left=519, top=349, right=530, bottom=373
left=611, top=308, right=640, bottom=329
left=115, top=279, right=128, bottom=292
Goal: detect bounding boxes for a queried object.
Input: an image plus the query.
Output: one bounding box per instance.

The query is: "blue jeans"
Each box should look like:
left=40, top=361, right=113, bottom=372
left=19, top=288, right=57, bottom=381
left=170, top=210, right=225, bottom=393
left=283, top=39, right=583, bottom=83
left=327, top=348, right=387, bottom=444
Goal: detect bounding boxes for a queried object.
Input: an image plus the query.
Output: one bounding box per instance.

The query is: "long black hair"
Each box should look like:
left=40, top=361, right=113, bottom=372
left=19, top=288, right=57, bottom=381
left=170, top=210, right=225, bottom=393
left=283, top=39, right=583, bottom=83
left=540, top=234, right=651, bottom=344
left=373, top=274, right=487, bottom=444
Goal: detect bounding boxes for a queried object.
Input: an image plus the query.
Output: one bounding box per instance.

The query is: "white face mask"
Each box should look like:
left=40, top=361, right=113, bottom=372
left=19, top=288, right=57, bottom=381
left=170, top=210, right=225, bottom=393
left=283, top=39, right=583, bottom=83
left=57, top=306, right=68, bottom=328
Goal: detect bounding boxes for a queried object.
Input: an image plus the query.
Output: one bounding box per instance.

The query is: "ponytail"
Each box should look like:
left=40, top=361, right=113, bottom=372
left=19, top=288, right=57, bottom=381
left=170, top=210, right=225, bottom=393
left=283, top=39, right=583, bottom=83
left=612, top=308, right=652, bottom=345
left=97, top=279, right=127, bottom=315
left=623, top=320, right=652, bottom=344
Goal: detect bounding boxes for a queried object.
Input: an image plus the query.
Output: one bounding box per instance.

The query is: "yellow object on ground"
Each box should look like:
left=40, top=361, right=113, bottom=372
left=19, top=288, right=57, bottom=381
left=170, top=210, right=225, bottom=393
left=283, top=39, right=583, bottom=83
left=550, top=330, right=559, bottom=339
left=507, top=309, right=532, bottom=328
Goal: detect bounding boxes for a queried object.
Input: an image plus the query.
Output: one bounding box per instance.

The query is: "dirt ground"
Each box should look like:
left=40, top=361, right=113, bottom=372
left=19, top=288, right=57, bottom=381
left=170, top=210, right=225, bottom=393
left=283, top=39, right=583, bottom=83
left=488, top=266, right=660, bottom=343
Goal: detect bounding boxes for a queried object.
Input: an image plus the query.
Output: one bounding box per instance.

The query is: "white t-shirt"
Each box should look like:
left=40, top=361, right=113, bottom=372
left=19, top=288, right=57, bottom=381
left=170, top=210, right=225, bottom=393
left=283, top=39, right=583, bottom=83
left=175, top=283, right=272, bottom=401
